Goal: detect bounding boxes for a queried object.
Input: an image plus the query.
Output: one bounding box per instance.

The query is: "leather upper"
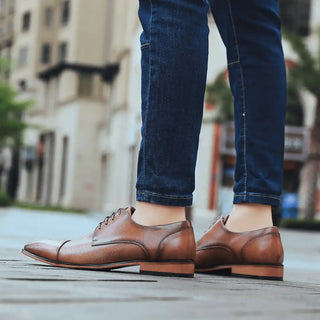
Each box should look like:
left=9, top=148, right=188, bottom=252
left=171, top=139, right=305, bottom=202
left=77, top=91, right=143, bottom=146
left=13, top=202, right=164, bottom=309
left=195, top=216, right=284, bottom=269
left=24, top=207, right=196, bottom=265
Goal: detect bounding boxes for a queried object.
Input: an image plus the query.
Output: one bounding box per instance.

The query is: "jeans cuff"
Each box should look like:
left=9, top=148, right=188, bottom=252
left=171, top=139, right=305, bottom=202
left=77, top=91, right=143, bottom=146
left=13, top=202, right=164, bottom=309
left=136, top=190, right=193, bottom=207
left=233, top=192, right=281, bottom=207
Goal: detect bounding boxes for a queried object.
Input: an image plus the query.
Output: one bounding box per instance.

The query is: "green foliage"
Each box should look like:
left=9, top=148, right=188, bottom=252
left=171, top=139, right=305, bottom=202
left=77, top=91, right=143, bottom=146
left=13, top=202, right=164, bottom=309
left=0, top=59, right=11, bottom=78
left=0, top=61, right=33, bottom=148
left=286, top=77, right=304, bottom=126
left=280, top=218, right=320, bottom=231
left=0, top=191, right=13, bottom=207
left=205, top=72, right=234, bottom=123
left=283, top=28, right=320, bottom=97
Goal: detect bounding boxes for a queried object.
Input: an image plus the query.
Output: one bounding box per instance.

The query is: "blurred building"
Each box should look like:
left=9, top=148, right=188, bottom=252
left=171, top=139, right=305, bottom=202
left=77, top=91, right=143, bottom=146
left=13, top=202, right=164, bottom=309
left=7, top=0, right=320, bottom=217
left=12, top=0, right=118, bottom=209
left=95, top=1, right=141, bottom=212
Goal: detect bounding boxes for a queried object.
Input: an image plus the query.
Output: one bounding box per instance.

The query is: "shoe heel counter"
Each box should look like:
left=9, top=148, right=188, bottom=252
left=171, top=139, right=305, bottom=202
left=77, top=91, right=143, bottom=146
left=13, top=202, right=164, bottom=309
left=158, top=225, right=196, bottom=261
left=242, top=232, right=284, bottom=265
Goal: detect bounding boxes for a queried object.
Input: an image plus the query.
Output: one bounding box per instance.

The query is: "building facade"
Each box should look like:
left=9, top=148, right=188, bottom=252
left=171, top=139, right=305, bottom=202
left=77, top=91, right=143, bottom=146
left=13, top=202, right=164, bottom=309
left=13, top=0, right=117, bottom=209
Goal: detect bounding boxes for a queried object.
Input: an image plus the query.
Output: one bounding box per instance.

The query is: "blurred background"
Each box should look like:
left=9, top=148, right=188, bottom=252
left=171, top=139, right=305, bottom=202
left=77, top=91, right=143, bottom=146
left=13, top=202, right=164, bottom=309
left=0, top=0, right=319, bottom=227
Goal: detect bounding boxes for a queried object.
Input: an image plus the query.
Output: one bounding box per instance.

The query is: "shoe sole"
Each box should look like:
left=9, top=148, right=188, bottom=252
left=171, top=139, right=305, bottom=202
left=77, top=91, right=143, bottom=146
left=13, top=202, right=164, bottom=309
left=196, top=264, right=283, bottom=281
left=21, top=250, right=194, bottom=278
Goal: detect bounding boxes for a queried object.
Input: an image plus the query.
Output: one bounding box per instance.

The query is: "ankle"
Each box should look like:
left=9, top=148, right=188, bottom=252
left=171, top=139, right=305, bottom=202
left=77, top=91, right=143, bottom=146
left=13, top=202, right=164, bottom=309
left=132, top=201, right=186, bottom=226
left=225, top=203, right=273, bottom=232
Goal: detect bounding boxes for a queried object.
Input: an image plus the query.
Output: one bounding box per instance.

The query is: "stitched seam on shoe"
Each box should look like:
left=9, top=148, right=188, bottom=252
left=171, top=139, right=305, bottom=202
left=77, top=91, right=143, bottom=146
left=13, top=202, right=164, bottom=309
left=227, top=0, right=248, bottom=197
left=196, top=244, right=234, bottom=255
left=56, top=240, right=71, bottom=263
left=196, top=245, right=237, bottom=263
left=92, top=240, right=150, bottom=260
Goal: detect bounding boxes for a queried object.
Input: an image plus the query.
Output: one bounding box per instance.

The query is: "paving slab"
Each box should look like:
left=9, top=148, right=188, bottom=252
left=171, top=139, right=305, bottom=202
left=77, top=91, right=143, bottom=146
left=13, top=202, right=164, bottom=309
left=0, top=208, right=319, bottom=320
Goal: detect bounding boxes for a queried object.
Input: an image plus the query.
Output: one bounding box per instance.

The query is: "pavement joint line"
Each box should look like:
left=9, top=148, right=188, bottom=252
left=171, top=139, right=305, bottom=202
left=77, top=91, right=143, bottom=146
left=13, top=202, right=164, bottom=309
left=4, top=278, right=158, bottom=282
left=0, top=297, right=191, bottom=305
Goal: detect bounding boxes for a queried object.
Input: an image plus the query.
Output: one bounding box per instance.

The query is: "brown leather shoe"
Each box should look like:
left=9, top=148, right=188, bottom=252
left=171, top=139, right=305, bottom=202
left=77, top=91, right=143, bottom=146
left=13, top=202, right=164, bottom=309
left=195, top=216, right=284, bottom=280
left=22, top=207, right=196, bottom=277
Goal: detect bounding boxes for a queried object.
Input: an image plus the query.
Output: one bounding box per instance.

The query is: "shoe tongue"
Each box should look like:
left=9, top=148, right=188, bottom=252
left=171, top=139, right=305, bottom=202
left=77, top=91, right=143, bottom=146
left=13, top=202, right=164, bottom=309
left=126, top=206, right=136, bottom=216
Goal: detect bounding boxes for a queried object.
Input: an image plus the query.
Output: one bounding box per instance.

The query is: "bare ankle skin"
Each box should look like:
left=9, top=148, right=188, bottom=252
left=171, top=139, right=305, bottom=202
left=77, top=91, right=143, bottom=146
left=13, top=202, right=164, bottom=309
left=132, top=201, right=186, bottom=226
left=225, top=203, right=273, bottom=233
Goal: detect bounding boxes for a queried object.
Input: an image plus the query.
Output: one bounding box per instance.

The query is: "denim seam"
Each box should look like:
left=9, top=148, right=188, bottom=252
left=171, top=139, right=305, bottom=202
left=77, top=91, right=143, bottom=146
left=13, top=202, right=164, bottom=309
left=228, top=60, right=240, bottom=66
left=137, top=191, right=193, bottom=200
left=141, top=42, right=150, bottom=49
left=142, top=0, right=154, bottom=189
left=227, top=0, right=248, bottom=199
left=234, top=193, right=281, bottom=201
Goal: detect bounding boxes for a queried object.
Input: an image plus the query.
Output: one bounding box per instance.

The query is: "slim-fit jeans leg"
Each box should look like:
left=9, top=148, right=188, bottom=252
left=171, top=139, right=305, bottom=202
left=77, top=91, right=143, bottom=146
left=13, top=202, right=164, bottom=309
left=136, top=0, right=209, bottom=206
left=209, top=0, right=287, bottom=207
left=136, top=0, right=286, bottom=208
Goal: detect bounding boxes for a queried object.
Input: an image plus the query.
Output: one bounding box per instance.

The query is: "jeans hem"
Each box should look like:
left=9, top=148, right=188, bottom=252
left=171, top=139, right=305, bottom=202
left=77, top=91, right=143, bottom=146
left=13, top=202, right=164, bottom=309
left=233, top=192, right=281, bottom=207
left=136, top=190, right=193, bottom=207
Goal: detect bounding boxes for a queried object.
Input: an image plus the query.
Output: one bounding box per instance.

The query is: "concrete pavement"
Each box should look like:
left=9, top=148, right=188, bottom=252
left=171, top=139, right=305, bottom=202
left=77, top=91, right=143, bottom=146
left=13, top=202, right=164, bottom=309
left=0, top=207, right=319, bottom=320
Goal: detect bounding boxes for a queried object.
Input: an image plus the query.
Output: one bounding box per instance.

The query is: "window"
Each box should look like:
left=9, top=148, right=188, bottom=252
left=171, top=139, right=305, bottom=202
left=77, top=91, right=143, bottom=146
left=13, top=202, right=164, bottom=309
left=18, top=79, right=27, bottom=91
left=22, top=11, right=31, bottom=31
left=8, top=19, right=13, bottom=33
left=78, top=73, right=93, bottom=97
left=41, top=43, right=51, bottom=64
left=44, top=7, right=53, bottom=27
left=18, top=46, right=28, bottom=67
left=0, top=0, right=5, bottom=10
left=8, top=0, right=14, bottom=11
left=0, top=19, right=4, bottom=36
left=279, top=0, right=311, bottom=37
left=58, top=42, right=67, bottom=62
left=61, top=0, right=70, bottom=25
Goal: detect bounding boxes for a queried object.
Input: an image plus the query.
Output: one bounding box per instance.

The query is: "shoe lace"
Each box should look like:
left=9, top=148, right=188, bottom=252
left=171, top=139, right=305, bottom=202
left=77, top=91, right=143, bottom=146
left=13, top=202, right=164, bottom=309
left=97, top=208, right=122, bottom=229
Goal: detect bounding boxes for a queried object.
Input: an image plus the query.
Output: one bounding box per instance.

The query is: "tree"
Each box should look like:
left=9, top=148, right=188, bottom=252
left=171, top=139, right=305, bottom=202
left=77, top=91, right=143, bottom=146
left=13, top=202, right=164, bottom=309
left=205, top=71, right=233, bottom=123
left=0, top=82, right=31, bottom=147
left=0, top=59, right=32, bottom=198
left=284, top=29, right=320, bottom=218
left=0, top=59, right=32, bottom=147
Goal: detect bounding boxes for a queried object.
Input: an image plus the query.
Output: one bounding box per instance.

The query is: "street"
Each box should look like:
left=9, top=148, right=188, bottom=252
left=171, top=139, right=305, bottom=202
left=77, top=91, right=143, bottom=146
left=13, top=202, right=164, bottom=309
left=0, top=208, right=319, bottom=320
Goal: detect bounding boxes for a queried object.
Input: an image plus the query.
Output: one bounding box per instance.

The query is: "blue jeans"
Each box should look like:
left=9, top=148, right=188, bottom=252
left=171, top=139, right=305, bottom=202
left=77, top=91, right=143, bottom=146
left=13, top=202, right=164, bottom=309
left=136, top=0, right=287, bottom=207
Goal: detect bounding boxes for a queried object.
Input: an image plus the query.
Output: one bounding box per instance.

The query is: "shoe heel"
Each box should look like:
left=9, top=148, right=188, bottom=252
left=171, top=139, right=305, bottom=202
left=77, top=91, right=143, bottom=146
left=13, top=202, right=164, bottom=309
left=231, top=265, right=284, bottom=281
left=140, top=261, right=194, bottom=278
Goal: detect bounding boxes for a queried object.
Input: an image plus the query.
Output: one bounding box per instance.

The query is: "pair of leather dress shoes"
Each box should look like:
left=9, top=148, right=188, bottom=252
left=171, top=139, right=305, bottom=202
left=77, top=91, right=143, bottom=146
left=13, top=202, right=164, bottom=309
left=23, top=206, right=284, bottom=280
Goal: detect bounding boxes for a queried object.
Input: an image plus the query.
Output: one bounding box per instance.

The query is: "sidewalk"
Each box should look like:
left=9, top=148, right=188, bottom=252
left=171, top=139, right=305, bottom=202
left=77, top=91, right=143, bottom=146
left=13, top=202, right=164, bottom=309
left=0, top=207, right=319, bottom=320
